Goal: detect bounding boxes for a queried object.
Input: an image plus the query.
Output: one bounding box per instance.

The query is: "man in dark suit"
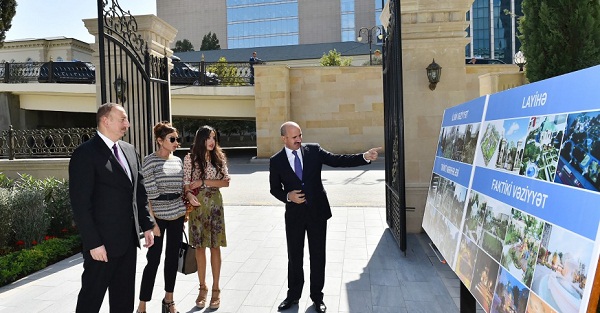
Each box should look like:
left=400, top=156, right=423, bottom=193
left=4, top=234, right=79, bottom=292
left=269, top=121, right=380, bottom=313
left=249, top=51, right=263, bottom=85
left=69, top=102, right=155, bottom=313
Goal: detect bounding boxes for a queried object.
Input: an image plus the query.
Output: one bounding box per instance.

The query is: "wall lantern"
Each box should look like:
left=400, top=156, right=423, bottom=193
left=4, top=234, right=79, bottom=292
left=514, top=51, right=526, bottom=72
left=426, top=59, right=442, bottom=91
left=113, top=76, right=127, bottom=103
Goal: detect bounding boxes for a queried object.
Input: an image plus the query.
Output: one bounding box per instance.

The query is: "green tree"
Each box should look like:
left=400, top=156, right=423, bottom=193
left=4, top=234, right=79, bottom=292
left=173, top=39, right=194, bottom=52
left=518, top=0, right=600, bottom=82
left=319, top=49, right=352, bottom=66
left=0, top=0, right=17, bottom=48
left=200, top=32, right=221, bottom=51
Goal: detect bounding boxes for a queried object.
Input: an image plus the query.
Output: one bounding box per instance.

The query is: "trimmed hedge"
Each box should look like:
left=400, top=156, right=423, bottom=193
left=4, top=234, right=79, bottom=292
left=0, top=234, right=81, bottom=286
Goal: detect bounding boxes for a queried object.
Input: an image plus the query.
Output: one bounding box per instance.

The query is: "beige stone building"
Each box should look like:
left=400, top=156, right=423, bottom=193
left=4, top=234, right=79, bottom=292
left=0, top=37, right=93, bottom=63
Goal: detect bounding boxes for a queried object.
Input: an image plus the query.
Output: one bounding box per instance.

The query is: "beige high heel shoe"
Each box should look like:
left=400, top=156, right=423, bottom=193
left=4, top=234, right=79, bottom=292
left=196, top=285, right=209, bottom=308
left=209, top=289, right=220, bottom=309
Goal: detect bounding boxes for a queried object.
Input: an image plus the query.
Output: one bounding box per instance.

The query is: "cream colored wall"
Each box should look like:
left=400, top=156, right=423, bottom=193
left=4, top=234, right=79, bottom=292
left=0, top=83, right=256, bottom=119
left=254, top=65, right=384, bottom=158
left=0, top=159, right=69, bottom=180
left=465, top=64, right=520, bottom=100
left=479, top=71, right=527, bottom=95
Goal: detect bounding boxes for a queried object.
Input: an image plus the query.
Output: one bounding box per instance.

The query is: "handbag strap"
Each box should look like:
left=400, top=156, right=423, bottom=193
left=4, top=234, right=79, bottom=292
left=182, top=231, right=189, bottom=244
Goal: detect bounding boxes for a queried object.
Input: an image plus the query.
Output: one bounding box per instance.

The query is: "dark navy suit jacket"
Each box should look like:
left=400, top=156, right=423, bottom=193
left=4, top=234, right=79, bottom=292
left=69, top=135, right=154, bottom=258
left=269, top=143, right=369, bottom=221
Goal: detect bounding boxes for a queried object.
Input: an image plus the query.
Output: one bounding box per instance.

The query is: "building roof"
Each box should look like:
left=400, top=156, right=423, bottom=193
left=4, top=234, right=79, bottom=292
left=174, top=41, right=380, bottom=63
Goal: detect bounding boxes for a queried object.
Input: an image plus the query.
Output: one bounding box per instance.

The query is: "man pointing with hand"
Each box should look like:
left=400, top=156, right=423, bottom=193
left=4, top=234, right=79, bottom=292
left=269, top=121, right=381, bottom=313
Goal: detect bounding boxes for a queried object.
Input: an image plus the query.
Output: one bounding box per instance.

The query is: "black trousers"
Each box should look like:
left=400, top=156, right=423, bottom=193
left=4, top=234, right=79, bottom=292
left=285, top=209, right=327, bottom=303
left=76, top=235, right=137, bottom=313
left=139, top=216, right=185, bottom=301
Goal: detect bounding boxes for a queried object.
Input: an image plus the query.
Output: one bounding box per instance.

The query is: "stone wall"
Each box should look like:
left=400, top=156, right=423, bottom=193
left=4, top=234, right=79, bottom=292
left=255, top=65, right=384, bottom=158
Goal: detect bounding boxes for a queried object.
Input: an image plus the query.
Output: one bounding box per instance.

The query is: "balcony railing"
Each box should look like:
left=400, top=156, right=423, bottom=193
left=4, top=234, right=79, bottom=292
left=0, top=126, right=96, bottom=159
left=0, top=61, right=255, bottom=86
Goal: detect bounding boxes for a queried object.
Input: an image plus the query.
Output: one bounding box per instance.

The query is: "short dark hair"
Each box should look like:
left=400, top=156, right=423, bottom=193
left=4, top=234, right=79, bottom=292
left=96, top=103, right=122, bottom=125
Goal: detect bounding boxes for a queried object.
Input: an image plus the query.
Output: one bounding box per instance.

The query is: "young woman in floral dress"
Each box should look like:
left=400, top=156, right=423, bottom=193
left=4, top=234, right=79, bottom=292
left=183, top=125, right=230, bottom=310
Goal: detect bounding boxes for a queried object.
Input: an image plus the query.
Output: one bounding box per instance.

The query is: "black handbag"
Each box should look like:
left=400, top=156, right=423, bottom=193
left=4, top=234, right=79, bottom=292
left=177, top=232, right=197, bottom=274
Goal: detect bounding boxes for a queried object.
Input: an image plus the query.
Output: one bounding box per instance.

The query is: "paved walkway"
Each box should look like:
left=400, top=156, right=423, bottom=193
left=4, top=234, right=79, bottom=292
left=0, top=153, right=481, bottom=312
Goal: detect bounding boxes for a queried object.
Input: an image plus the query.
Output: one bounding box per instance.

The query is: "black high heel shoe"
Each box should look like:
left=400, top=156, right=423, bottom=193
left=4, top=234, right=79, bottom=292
left=162, top=299, right=179, bottom=313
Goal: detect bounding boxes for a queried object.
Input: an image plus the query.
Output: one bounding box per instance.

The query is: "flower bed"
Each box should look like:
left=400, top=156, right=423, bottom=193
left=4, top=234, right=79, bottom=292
left=0, top=234, right=81, bottom=286
left=0, top=173, right=80, bottom=287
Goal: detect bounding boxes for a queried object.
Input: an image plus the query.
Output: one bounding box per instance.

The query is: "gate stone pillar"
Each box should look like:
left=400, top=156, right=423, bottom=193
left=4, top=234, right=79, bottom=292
left=397, top=0, right=473, bottom=230
left=254, top=65, right=291, bottom=158
left=83, top=15, right=178, bottom=108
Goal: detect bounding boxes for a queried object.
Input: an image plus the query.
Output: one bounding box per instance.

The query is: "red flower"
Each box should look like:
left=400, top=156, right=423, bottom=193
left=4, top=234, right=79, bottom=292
left=45, top=235, right=56, bottom=241
left=32, top=240, right=38, bottom=245
left=61, top=228, right=68, bottom=233
left=16, top=240, right=25, bottom=246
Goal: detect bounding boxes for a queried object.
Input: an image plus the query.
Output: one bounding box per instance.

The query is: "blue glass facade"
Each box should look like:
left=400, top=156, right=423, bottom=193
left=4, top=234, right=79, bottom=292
left=375, top=0, right=383, bottom=24
left=341, top=0, right=356, bottom=42
left=466, top=0, right=522, bottom=64
left=225, top=0, right=379, bottom=48
left=227, top=0, right=299, bottom=49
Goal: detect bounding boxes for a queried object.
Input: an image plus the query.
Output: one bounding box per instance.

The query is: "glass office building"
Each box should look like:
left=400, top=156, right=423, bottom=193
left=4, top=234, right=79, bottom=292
left=159, top=0, right=384, bottom=50
left=466, top=0, right=523, bottom=64
left=224, top=0, right=381, bottom=49
left=227, top=0, right=300, bottom=49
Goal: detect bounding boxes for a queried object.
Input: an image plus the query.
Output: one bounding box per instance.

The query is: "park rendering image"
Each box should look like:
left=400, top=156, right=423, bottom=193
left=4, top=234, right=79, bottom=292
left=423, top=66, right=600, bottom=313
left=555, top=110, right=600, bottom=191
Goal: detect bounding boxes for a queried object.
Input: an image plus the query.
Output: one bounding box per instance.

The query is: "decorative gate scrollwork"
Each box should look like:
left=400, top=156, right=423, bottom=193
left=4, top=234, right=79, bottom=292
left=97, top=0, right=170, bottom=157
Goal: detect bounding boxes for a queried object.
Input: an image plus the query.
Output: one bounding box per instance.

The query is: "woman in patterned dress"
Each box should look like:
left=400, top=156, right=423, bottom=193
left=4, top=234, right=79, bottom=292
left=137, top=122, right=186, bottom=313
left=183, top=125, right=230, bottom=310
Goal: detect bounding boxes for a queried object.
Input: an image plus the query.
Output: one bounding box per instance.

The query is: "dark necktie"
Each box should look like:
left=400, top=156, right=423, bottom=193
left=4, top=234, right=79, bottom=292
left=112, top=144, right=128, bottom=174
left=292, top=150, right=302, bottom=180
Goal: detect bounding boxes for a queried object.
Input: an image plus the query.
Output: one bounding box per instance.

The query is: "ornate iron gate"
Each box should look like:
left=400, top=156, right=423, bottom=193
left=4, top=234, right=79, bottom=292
left=382, top=0, right=407, bottom=252
left=97, top=0, right=170, bottom=157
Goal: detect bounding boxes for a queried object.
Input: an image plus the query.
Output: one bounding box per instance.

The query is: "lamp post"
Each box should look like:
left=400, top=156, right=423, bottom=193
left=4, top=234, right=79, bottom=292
left=357, top=26, right=384, bottom=65
left=514, top=51, right=526, bottom=71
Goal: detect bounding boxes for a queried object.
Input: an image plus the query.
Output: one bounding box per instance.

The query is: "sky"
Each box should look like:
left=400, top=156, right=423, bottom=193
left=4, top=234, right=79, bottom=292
left=5, top=1, right=157, bottom=43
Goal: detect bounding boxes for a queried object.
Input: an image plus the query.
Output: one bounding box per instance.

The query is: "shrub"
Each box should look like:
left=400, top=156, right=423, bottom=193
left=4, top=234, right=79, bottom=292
left=320, top=49, right=352, bottom=66
left=10, top=185, right=49, bottom=249
left=0, top=235, right=81, bottom=286
left=0, top=173, right=13, bottom=188
left=44, top=179, right=73, bottom=236
left=0, top=188, right=12, bottom=250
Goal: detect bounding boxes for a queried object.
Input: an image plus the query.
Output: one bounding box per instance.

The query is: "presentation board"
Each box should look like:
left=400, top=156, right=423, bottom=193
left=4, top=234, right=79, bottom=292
left=423, top=65, right=600, bottom=313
